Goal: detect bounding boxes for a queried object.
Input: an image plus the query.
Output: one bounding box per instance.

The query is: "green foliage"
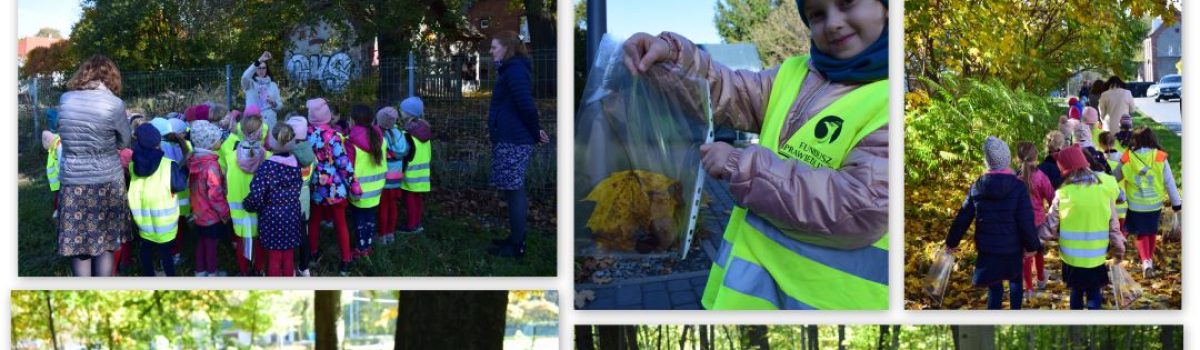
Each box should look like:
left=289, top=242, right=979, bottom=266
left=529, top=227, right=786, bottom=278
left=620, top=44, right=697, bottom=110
left=905, top=73, right=1058, bottom=185
left=20, top=42, right=74, bottom=79
left=11, top=290, right=311, bottom=349
left=905, top=0, right=1174, bottom=93
left=713, top=0, right=808, bottom=67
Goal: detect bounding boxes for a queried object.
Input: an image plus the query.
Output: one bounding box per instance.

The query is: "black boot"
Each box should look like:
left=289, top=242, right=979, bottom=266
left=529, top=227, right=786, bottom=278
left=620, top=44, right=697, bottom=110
left=488, top=242, right=525, bottom=258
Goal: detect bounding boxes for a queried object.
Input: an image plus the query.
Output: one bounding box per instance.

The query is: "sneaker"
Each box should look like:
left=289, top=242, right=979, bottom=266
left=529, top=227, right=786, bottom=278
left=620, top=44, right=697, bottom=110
left=212, top=271, right=227, bottom=277
left=195, top=271, right=209, bottom=277
left=172, top=253, right=183, bottom=266
left=52, top=210, right=58, bottom=220
left=339, top=261, right=351, bottom=276
left=298, top=269, right=312, bottom=277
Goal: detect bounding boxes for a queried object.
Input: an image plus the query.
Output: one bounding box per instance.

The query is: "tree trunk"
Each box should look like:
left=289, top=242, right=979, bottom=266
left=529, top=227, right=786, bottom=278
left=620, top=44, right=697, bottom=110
left=699, top=325, right=711, bottom=350
left=576, top=325, right=596, bottom=350
left=597, top=325, right=639, bottom=350
left=1027, top=325, right=1036, bottom=350
left=957, top=326, right=995, bottom=350
left=377, top=29, right=406, bottom=104
left=43, top=291, right=59, bottom=350
left=951, top=325, right=960, bottom=350
left=680, top=325, right=692, bottom=350
left=1068, top=326, right=1083, bottom=350
left=395, top=291, right=507, bottom=350
left=838, top=325, right=846, bottom=350
left=807, top=325, right=819, bottom=350
left=891, top=325, right=900, bottom=350
left=740, top=325, right=769, bottom=350
left=316, top=290, right=341, bottom=350
left=1160, top=326, right=1178, bottom=350
left=877, top=325, right=888, bottom=350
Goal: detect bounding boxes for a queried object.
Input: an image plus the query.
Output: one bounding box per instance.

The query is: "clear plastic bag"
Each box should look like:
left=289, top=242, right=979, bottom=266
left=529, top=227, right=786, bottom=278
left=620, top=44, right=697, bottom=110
left=1109, top=261, right=1143, bottom=309
left=1162, top=208, right=1181, bottom=242
left=575, top=34, right=713, bottom=259
left=922, top=247, right=956, bottom=305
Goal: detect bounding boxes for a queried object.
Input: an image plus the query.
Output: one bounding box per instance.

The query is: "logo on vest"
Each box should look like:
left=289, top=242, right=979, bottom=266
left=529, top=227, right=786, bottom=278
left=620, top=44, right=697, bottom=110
left=814, top=116, right=844, bottom=144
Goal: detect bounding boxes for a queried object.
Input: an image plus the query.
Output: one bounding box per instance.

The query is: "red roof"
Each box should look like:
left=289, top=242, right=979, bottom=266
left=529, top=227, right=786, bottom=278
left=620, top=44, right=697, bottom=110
left=17, top=36, right=64, bottom=59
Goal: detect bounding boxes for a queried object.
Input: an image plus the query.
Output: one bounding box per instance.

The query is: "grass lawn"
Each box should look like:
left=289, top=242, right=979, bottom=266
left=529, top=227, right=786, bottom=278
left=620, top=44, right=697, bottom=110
left=18, top=146, right=555, bottom=277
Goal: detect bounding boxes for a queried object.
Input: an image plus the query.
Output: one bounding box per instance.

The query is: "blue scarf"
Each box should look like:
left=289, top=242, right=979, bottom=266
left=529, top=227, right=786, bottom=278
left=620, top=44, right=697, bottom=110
left=796, top=0, right=889, bottom=83
left=809, top=28, right=888, bottom=83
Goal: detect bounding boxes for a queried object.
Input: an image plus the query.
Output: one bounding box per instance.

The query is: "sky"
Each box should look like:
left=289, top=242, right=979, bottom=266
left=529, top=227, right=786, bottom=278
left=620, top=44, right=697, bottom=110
left=16, top=0, right=83, bottom=38
left=603, top=0, right=724, bottom=44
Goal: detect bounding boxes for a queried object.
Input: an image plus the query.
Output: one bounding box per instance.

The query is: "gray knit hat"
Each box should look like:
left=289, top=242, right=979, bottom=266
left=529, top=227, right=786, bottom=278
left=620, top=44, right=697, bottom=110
left=983, top=136, right=1011, bottom=171
left=189, top=120, right=224, bottom=151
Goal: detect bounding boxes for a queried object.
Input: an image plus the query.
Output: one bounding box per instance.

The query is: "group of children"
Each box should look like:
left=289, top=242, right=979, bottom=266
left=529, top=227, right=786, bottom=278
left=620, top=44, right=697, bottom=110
left=44, top=96, right=435, bottom=277
left=946, top=99, right=1181, bottom=310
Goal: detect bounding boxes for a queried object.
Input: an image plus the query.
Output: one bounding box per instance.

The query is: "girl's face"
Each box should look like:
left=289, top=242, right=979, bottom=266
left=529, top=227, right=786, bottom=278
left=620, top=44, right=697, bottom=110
left=489, top=39, right=507, bottom=61
left=804, top=0, right=887, bottom=60
left=256, top=62, right=269, bottom=78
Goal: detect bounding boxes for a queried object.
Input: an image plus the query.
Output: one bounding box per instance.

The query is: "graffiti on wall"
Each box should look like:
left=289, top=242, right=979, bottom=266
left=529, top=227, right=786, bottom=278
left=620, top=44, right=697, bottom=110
left=286, top=52, right=357, bottom=92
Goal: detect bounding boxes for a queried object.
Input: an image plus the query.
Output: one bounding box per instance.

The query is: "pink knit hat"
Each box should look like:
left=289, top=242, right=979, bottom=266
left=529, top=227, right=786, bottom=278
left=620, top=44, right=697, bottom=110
left=1082, top=107, right=1099, bottom=125
left=306, top=98, right=332, bottom=125
left=244, top=104, right=262, bottom=117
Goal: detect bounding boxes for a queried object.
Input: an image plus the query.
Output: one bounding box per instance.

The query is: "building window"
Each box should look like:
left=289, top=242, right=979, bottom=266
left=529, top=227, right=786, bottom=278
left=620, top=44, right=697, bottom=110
left=480, top=18, right=490, bottom=29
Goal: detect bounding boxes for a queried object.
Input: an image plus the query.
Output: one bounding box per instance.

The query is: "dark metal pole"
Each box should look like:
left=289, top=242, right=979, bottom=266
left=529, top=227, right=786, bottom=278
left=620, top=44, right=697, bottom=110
left=586, top=0, right=607, bottom=68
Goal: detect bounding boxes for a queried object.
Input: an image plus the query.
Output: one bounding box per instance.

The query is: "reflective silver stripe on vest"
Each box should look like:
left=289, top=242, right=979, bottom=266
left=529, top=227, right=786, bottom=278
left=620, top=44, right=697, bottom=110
left=406, top=163, right=430, bottom=171
left=350, top=189, right=383, bottom=200
left=1060, top=230, right=1108, bottom=241
left=724, top=257, right=815, bottom=310
left=131, top=207, right=179, bottom=218
left=178, top=198, right=190, bottom=206
left=746, top=212, right=888, bottom=285
left=714, top=238, right=734, bottom=269
left=137, top=221, right=179, bottom=234
left=1060, top=246, right=1108, bottom=258
left=231, top=217, right=257, bottom=227
left=1128, top=201, right=1163, bottom=211
left=228, top=201, right=243, bottom=211
left=404, top=177, right=430, bottom=184
left=358, top=174, right=386, bottom=183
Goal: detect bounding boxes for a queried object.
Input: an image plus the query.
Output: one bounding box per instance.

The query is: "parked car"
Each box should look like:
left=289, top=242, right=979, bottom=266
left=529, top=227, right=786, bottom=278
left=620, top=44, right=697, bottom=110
left=1127, top=82, right=1154, bottom=97
left=1155, top=74, right=1181, bottom=102
left=1147, top=84, right=1160, bottom=98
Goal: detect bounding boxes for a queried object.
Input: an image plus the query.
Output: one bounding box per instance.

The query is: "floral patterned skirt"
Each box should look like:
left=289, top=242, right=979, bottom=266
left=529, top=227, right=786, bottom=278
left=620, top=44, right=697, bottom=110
left=490, top=142, right=534, bottom=191
left=57, top=181, right=130, bottom=257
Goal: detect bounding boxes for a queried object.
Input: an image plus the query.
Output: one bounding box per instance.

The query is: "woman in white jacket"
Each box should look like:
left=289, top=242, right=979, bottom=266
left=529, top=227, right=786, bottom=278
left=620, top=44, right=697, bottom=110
left=242, top=51, right=282, bottom=129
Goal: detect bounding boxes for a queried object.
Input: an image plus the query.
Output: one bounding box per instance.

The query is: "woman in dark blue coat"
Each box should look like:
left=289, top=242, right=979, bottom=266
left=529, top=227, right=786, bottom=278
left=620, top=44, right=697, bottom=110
left=486, top=31, right=550, bottom=258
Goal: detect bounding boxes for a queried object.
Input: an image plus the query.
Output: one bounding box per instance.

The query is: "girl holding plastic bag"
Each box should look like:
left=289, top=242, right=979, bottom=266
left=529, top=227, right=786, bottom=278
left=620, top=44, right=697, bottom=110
left=1041, top=145, right=1125, bottom=310
left=622, top=0, right=888, bottom=310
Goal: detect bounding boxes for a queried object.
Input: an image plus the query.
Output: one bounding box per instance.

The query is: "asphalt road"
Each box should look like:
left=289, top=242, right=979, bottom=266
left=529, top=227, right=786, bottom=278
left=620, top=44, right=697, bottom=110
left=1135, top=97, right=1182, bottom=134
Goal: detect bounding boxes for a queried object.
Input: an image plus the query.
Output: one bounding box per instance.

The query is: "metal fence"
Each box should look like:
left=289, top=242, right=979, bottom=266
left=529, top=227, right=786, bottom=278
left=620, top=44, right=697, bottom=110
left=17, top=50, right=557, bottom=194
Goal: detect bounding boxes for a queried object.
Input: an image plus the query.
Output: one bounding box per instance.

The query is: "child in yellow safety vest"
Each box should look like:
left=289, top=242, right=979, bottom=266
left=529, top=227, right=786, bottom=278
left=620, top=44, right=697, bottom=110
left=398, top=98, right=432, bottom=234
left=346, top=104, right=388, bottom=257
left=43, top=108, right=61, bottom=219
left=376, top=106, right=408, bottom=244
left=220, top=110, right=270, bottom=276
left=128, top=123, right=189, bottom=276
left=1113, top=127, right=1181, bottom=278
left=1041, top=145, right=1124, bottom=310
left=621, top=0, right=890, bottom=310
left=1096, top=132, right=1129, bottom=234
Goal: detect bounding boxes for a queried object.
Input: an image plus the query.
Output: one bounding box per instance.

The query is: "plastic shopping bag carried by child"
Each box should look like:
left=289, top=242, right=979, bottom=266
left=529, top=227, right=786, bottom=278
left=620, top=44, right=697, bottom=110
left=922, top=247, right=956, bottom=306
left=1109, top=260, right=1144, bottom=309
left=575, top=34, right=714, bottom=259
left=1162, top=208, right=1181, bottom=242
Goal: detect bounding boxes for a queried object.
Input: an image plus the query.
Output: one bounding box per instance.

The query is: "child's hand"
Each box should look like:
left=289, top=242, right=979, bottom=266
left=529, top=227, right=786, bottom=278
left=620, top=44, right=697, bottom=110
left=622, top=33, right=671, bottom=75
left=259, top=51, right=272, bottom=62
left=700, top=142, right=735, bottom=180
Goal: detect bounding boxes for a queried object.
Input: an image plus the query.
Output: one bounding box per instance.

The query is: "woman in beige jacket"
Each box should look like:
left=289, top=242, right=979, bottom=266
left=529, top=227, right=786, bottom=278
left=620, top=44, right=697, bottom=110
left=623, top=0, right=888, bottom=309
left=1098, top=76, right=1136, bottom=132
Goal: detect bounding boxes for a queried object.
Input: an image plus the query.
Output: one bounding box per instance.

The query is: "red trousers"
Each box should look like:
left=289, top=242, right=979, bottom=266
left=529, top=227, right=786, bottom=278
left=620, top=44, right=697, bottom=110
left=310, top=200, right=352, bottom=263
left=378, top=188, right=402, bottom=237
left=1022, top=252, right=1046, bottom=291
left=401, top=190, right=424, bottom=230
left=267, top=249, right=295, bottom=277
left=233, top=236, right=267, bottom=275
left=1134, top=234, right=1157, bottom=261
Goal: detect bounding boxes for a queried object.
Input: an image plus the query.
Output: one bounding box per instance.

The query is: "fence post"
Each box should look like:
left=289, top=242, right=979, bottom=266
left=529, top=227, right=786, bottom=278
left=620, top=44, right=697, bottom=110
left=407, top=51, right=415, bottom=98
left=225, top=64, right=233, bottom=109
left=31, top=77, right=40, bottom=150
